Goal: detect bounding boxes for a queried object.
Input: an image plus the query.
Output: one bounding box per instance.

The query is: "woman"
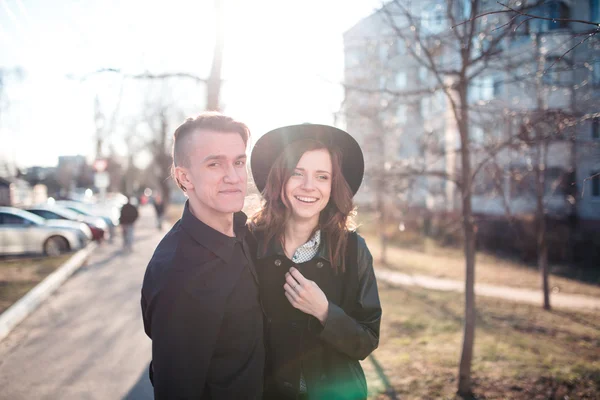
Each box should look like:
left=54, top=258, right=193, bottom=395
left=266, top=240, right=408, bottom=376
left=249, top=124, right=382, bottom=400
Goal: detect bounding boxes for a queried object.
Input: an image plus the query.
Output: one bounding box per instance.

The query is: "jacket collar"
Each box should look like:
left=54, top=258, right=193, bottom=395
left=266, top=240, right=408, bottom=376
left=181, top=200, right=248, bottom=264
left=256, top=230, right=342, bottom=267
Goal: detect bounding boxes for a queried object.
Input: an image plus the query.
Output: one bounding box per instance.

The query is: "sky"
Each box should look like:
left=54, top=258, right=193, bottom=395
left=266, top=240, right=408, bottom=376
left=0, top=0, right=381, bottom=168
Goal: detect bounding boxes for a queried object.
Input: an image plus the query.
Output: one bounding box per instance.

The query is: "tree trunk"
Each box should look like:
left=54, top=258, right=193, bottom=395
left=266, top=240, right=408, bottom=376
left=206, top=0, right=225, bottom=111
left=377, top=179, right=388, bottom=265
left=457, top=88, right=476, bottom=398
left=533, top=34, right=551, bottom=311
left=535, top=139, right=551, bottom=310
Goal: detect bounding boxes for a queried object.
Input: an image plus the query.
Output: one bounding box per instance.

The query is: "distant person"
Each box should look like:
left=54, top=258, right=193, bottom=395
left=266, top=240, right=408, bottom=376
left=153, top=194, right=166, bottom=230
left=119, top=197, right=139, bottom=252
left=141, top=112, right=264, bottom=399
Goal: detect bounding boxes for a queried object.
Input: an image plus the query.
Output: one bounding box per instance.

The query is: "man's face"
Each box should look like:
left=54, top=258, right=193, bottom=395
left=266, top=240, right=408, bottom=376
left=181, top=130, right=248, bottom=216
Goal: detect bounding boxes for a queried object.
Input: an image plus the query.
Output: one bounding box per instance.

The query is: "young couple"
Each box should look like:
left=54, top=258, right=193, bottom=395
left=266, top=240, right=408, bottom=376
left=141, top=112, right=382, bottom=400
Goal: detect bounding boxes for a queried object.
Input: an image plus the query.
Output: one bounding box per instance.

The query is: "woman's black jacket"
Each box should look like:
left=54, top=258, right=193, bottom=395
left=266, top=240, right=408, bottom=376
left=248, top=230, right=382, bottom=400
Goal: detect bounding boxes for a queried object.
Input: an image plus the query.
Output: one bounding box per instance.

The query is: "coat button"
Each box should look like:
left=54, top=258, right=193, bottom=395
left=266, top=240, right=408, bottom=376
left=316, top=261, right=324, bottom=268
left=274, top=259, right=282, bottom=266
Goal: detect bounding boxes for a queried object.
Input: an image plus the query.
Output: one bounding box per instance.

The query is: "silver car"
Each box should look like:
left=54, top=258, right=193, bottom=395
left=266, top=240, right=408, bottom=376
left=0, top=207, right=91, bottom=256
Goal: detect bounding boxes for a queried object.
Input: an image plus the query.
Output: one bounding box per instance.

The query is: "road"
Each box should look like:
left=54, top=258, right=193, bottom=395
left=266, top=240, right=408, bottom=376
left=0, top=205, right=159, bottom=400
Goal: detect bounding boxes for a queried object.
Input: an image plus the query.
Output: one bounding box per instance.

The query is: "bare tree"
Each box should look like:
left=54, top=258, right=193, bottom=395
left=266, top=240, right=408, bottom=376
left=343, top=0, right=535, bottom=395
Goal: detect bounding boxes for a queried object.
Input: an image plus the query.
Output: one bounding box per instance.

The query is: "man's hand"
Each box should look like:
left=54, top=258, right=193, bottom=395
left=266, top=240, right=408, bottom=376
left=283, top=267, right=329, bottom=325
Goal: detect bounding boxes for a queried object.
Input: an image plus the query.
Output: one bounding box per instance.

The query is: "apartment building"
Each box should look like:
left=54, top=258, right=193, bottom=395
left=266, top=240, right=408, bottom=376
left=343, top=0, right=600, bottom=227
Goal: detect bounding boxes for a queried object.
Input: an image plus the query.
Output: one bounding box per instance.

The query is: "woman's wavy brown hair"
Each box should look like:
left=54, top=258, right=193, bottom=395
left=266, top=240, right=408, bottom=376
left=251, top=139, right=356, bottom=273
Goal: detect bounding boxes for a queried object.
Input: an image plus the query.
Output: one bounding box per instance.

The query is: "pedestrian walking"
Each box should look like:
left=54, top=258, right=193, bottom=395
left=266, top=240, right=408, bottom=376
left=119, top=197, right=139, bottom=252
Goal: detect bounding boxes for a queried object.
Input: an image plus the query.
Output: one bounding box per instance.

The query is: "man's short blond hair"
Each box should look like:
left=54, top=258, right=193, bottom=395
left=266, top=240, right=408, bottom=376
left=171, top=112, right=250, bottom=192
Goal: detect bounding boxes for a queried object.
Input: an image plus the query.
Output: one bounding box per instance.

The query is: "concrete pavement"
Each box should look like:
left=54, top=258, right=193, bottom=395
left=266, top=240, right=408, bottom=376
left=0, top=205, right=159, bottom=400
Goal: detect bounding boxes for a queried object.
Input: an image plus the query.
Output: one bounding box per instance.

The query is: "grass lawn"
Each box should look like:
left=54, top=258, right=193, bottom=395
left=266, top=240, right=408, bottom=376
left=362, top=284, right=600, bottom=399
left=362, top=233, right=600, bottom=299
left=0, top=254, right=72, bottom=314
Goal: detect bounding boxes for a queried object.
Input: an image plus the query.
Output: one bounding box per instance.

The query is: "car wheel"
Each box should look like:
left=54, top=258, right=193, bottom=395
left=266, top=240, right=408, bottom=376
left=44, top=236, right=69, bottom=256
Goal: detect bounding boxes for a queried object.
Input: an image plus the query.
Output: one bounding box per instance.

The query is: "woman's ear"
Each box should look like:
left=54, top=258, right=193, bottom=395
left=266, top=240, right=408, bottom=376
left=174, top=166, right=194, bottom=191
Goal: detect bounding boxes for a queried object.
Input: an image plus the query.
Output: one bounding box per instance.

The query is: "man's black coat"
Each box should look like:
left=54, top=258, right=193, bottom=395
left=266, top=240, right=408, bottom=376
left=141, top=202, right=264, bottom=399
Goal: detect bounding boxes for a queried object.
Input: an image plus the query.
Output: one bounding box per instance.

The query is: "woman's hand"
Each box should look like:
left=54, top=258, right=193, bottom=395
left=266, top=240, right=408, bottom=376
left=284, top=267, right=329, bottom=325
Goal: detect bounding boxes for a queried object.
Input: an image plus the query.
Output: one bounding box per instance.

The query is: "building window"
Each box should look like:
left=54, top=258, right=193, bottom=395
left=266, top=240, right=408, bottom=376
left=419, top=66, right=428, bottom=83
left=590, top=0, right=600, bottom=22
left=531, top=1, right=571, bottom=31
left=542, top=57, right=570, bottom=86
left=469, top=76, right=494, bottom=102
left=379, top=76, right=387, bottom=90
left=593, top=60, right=600, bottom=86
left=379, top=43, right=389, bottom=62
left=396, top=39, right=406, bottom=55
left=395, top=72, right=407, bottom=89
left=591, top=171, right=600, bottom=197
left=472, top=125, right=484, bottom=142
left=396, top=105, right=407, bottom=125
left=493, top=77, right=504, bottom=97
left=593, top=118, right=600, bottom=139
left=420, top=96, right=432, bottom=118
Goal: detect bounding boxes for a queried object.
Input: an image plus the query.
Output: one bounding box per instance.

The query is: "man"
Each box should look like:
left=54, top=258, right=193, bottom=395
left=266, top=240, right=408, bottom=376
left=152, top=193, right=165, bottom=230
left=119, top=197, right=139, bottom=252
left=141, top=112, right=264, bottom=399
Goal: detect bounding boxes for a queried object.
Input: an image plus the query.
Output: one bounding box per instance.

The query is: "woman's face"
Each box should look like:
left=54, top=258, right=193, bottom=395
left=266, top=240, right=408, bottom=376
left=284, top=148, right=332, bottom=225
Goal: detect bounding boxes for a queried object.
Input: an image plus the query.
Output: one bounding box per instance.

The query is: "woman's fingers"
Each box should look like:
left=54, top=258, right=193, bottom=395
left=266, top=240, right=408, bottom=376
left=283, top=283, right=298, bottom=299
left=285, top=272, right=300, bottom=290
left=289, top=267, right=309, bottom=285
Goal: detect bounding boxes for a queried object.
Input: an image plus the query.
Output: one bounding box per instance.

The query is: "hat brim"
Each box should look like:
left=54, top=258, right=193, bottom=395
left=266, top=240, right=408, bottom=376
left=250, top=124, right=364, bottom=196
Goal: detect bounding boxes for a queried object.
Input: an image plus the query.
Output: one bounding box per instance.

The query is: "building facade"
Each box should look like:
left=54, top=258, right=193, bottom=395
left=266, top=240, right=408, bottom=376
left=343, top=0, right=600, bottom=228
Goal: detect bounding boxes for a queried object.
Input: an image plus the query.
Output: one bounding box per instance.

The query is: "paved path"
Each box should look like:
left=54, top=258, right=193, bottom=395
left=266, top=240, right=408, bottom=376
left=376, top=268, right=600, bottom=311
left=0, top=205, right=159, bottom=400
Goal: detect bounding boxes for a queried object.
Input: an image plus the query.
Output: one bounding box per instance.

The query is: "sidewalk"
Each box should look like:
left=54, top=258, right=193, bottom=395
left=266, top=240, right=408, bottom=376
left=375, top=267, right=600, bottom=311
left=0, top=205, right=161, bottom=400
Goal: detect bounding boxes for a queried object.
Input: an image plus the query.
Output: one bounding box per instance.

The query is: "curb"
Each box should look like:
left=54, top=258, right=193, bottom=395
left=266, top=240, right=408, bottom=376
left=0, top=242, right=98, bottom=343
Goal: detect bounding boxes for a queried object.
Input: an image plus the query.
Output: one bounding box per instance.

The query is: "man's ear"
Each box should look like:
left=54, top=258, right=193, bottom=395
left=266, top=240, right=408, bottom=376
left=174, top=166, right=194, bottom=191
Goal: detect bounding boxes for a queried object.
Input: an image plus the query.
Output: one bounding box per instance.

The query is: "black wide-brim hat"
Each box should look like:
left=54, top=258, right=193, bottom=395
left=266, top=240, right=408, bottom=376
left=250, top=124, right=364, bottom=196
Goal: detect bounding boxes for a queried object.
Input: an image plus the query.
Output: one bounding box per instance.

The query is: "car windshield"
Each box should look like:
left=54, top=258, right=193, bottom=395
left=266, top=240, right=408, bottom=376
left=30, top=206, right=82, bottom=221
left=65, top=205, right=93, bottom=217
left=10, top=209, right=47, bottom=225
left=49, top=206, right=82, bottom=220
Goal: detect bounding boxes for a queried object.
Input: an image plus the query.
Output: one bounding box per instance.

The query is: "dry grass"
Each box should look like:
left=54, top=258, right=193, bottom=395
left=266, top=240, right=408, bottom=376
left=362, top=284, right=600, bottom=399
left=0, top=255, right=72, bottom=314
left=356, top=211, right=600, bottom=298
left=363, top=237, right=600, bottom=298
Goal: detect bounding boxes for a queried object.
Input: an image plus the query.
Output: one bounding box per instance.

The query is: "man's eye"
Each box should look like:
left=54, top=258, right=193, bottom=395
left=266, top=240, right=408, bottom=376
left=208, top=163, right=219, bottom=167
left=235, top=160, right=246, bottom=166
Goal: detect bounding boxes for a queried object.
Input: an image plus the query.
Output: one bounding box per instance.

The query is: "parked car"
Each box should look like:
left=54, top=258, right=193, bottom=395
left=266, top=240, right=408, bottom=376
left=24, top=204, right=107, bottom=241
left=55, top=200, right=119, bottom=240
left=0, top=207, right=91, bottom=256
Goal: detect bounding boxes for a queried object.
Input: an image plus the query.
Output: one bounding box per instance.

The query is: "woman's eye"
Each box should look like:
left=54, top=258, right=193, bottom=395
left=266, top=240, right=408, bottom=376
left=317, top=175, right=329, bottom=180
left=292, top=171, right=303, bottom=176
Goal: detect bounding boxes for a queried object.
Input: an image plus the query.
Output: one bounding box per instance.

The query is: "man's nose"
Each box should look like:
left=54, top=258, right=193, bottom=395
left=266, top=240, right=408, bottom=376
left=223, top=164, right=241, bottom=184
